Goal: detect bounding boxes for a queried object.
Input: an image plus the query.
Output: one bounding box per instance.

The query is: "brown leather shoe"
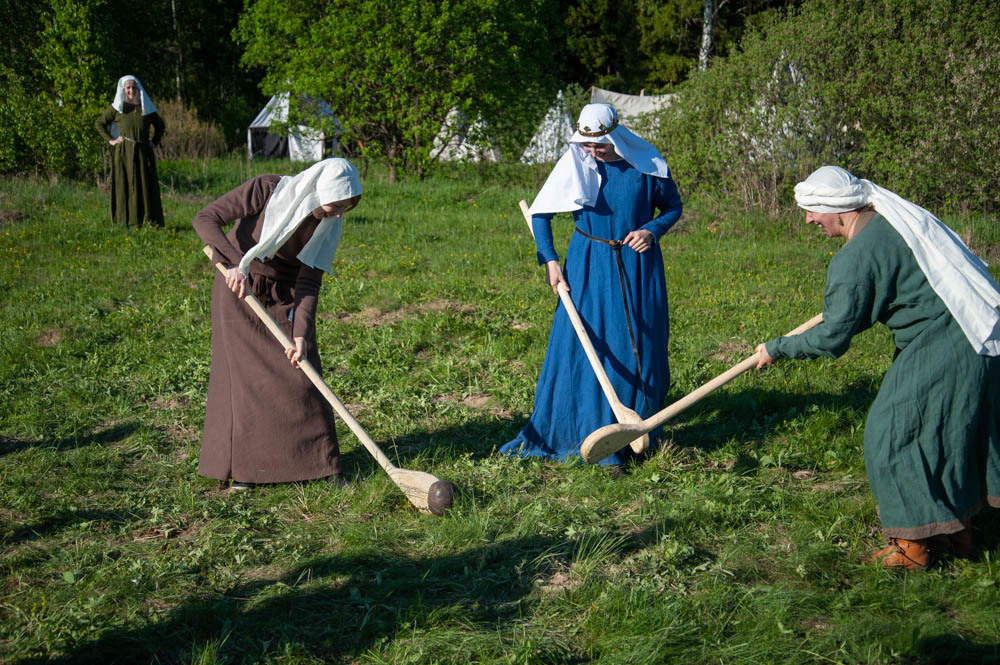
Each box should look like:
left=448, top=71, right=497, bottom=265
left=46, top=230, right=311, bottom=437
left=866, top=537, right=930, bottom=569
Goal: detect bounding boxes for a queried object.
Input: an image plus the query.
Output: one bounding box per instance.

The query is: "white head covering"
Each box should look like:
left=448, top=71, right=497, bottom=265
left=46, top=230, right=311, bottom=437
left=111, top=75, right=157, bottom=115
left=795, top=165, right=1000, bottom=355
left=528, top=103, right=671, bottom=215
left=238, top=158, right=362, bottom=276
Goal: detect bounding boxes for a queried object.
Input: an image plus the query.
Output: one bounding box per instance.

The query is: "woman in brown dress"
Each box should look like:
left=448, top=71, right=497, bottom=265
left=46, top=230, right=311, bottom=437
left=95, top=75, right=166, bottom=227
left=193, top=158, right=363, bottom=489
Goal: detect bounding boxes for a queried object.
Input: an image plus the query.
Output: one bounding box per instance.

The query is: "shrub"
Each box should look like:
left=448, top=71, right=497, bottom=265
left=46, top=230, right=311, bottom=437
left=654, top=0, right=1000, bottom=214
left=155, top=99, right=227, bottom=161
left=0, top=68, right=102, bottom=177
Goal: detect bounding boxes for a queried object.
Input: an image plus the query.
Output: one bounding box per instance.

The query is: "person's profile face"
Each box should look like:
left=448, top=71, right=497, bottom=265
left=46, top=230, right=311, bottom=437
left=313, top=195, right=360, bottom=220
left=581, top=142, right=620, bottom=162
left=123, top=80, right=139, bottom=103
left=804, top=210, right=843, bottom=238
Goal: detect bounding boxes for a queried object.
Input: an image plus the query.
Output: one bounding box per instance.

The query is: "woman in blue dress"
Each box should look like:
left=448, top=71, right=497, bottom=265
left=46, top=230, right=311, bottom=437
left=501, top=103, right=683, bottom=468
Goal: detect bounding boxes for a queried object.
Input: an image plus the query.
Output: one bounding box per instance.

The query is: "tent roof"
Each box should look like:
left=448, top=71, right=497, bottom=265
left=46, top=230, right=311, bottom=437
left=590, top=86, right=675, bottom=120
left=520, top=91, right=574, bottom=164
left=249, top=93, right=335, bottom=129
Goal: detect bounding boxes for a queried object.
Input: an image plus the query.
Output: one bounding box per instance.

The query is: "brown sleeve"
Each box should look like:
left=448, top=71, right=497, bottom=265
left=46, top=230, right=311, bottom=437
left=192, top=176, right=277, bottom=268
left=292, top=265, right=323, bottom=341
left=95, top=107, right=116, bottom=142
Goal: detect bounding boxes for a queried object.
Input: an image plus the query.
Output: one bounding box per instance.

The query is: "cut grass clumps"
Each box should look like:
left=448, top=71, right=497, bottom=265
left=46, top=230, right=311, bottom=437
left=1, top=159, right=998, bottom=664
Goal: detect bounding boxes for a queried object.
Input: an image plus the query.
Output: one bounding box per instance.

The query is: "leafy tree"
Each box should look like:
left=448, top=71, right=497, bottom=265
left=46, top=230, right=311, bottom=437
left=237, top=0, right=562, bottom=181
left=656, top=0, right=1000, bottom=213
left=562, top=0, right=798, bottom=92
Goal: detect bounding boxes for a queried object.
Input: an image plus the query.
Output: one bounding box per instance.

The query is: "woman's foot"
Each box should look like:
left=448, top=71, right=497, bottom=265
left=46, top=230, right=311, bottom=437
left=230, top=481, right=254, bottom=491
left=930, top=528, right=974, bottom=558
left=865, top=537, right=930, bottom=569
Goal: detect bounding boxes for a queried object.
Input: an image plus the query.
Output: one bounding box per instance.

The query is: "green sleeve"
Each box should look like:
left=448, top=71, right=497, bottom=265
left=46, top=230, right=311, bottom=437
left=766, top=255, right=876, bottom=360
left=95, top=106, right=116, bottom=142
left=149, top=112, right=166, bottom=147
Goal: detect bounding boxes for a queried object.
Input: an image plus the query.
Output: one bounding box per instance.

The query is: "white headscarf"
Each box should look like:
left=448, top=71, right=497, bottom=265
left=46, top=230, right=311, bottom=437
left=111, top=75, right=157, bottom=115
left=528, top=103, right=671, bottom=215
left=795, top=165, right=1000, bottom=356
left=238, top=158, right=363, bottom=276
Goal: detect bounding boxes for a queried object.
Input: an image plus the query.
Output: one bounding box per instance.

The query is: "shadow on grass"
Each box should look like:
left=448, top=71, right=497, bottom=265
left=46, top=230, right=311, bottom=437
left=23, top=524, right=670, bottom=664
left=662, top=385, right=878, bottom=454
left=915, top=634, right=1000, bottom=665
left=0, top=423, right=140, bottom=458
left=1, top=508, right=126, bottom=548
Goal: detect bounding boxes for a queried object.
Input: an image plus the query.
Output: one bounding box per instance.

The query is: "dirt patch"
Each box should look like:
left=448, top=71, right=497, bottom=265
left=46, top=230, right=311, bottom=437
left=344, top=402, right=372, bottom=418
left=36, top=328, right=62, bottom=347
left=337, top=299, right=477, bottom=327
left=799, top=617, right=833, bottom=631
left=436, top=392, right=488, bottom=408
left=510, top=321, right=532, bottom=331
left=0, top=209, right=27, bottom=227
left=167, top=423, right=199, bottom=445
left=710, top=340, right=750, bottom=363
left=149, top=395, right=192, bottom=411
left=539, top=567, right=580, bottom=594
left=461, top=394, right=489, bottom=408
left=434, top=392, right=513, bottom=420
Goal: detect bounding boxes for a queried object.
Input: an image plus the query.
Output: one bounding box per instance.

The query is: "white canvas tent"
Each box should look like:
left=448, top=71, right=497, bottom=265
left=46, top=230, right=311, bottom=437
left=590, top=86, right=675, bottom=122
left=432, top=107, right=502, bottom=162
left=520, top=91, right=575, bottom=164
left=247, top=93, right=339, bottom=162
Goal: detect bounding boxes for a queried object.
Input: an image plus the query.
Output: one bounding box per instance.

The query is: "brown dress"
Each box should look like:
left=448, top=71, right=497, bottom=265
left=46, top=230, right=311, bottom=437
left=192, top=175, right=340, bottom=483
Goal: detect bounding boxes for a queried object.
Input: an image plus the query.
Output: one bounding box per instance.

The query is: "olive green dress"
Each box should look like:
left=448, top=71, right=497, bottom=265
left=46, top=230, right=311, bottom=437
left=765, top=215, right=1000, bottom=539
left=95, top=104, right=166, bottom=227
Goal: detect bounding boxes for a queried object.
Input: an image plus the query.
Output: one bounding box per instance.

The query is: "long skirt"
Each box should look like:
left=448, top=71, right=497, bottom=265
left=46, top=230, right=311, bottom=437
left=198, top=272, right=340, bottom=483
left=866, top=313, right=1000, bottom=538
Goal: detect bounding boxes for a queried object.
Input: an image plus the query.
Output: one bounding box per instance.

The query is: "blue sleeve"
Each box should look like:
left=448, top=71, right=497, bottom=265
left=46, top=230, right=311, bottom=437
left=641, top=176, right=683, bottom=240
left=531, top=213, right=558, bottom=265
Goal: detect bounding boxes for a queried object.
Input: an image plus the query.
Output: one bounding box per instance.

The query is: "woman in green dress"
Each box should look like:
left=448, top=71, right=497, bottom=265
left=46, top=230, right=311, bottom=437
left=95, top=75, right=166, bottom=227
left=755, top=166, right=1000, bottom=569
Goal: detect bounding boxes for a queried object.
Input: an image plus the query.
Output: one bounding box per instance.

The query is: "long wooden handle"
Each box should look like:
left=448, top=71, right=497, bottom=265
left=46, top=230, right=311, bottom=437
left=644, top=313, right=824, bottom=431
left=201, top=246, right=398, bottom=474
left=518, top=200, right=629, bottom=414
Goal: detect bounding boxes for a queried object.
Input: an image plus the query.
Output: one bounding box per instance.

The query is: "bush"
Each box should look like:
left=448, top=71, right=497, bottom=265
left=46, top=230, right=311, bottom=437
left=653, top=0, right=1000, bottom=214
left=0, top=68, right=102, bottom=177
left=155, top=99, right=227, bottom=160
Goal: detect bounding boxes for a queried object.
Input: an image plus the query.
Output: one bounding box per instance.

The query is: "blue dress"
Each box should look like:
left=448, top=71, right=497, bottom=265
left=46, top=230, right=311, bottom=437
left=501, top=159, right=683, bottom=465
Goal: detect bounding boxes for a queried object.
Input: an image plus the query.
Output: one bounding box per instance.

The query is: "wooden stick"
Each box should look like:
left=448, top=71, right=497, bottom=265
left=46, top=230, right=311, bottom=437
left=518, top=200, right=650, bottom=455
left=201, top=246, right=454, bottom=515
left=580, top=313, right=824, bottom=463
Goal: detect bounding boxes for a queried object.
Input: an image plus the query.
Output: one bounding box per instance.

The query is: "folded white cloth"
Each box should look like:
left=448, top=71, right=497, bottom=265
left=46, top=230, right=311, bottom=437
left=529, top=103, right=670, bottom=215
left=111, top=75, right=157, bottom=115
left=239, top=158, right=362, bottom=275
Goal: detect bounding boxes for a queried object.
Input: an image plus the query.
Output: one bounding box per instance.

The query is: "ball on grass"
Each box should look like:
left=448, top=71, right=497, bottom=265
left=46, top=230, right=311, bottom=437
left=427, top=480, right=457, bottom=516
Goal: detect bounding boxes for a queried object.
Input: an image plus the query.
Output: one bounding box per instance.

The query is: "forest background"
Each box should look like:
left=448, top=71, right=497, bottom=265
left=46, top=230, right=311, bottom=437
left=3, top=0, right=997, bottom=213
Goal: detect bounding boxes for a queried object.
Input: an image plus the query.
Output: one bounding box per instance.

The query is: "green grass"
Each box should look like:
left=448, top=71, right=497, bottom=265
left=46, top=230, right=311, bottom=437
left=2, top=158, right=999, bottom=664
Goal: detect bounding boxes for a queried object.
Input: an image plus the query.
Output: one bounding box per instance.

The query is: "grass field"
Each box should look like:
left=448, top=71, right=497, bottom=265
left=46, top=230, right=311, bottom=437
left=2, top=158, right=999, bottom=664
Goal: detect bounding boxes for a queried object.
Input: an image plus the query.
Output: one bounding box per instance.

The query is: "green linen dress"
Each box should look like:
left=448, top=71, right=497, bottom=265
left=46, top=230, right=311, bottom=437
left=95, top=104, right=166, bottom=227
left=765, top=215, right=1000, bottom=539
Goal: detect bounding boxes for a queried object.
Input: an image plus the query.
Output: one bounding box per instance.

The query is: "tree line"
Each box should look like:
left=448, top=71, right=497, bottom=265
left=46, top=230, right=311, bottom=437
left=2, top=0, right=997, bottom=214
left=0, top=0, right=790, bottom=180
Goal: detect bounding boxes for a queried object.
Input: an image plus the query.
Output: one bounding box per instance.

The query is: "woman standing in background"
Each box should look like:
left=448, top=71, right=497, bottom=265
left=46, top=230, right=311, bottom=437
left=95, top=75, right=166, bottom=227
